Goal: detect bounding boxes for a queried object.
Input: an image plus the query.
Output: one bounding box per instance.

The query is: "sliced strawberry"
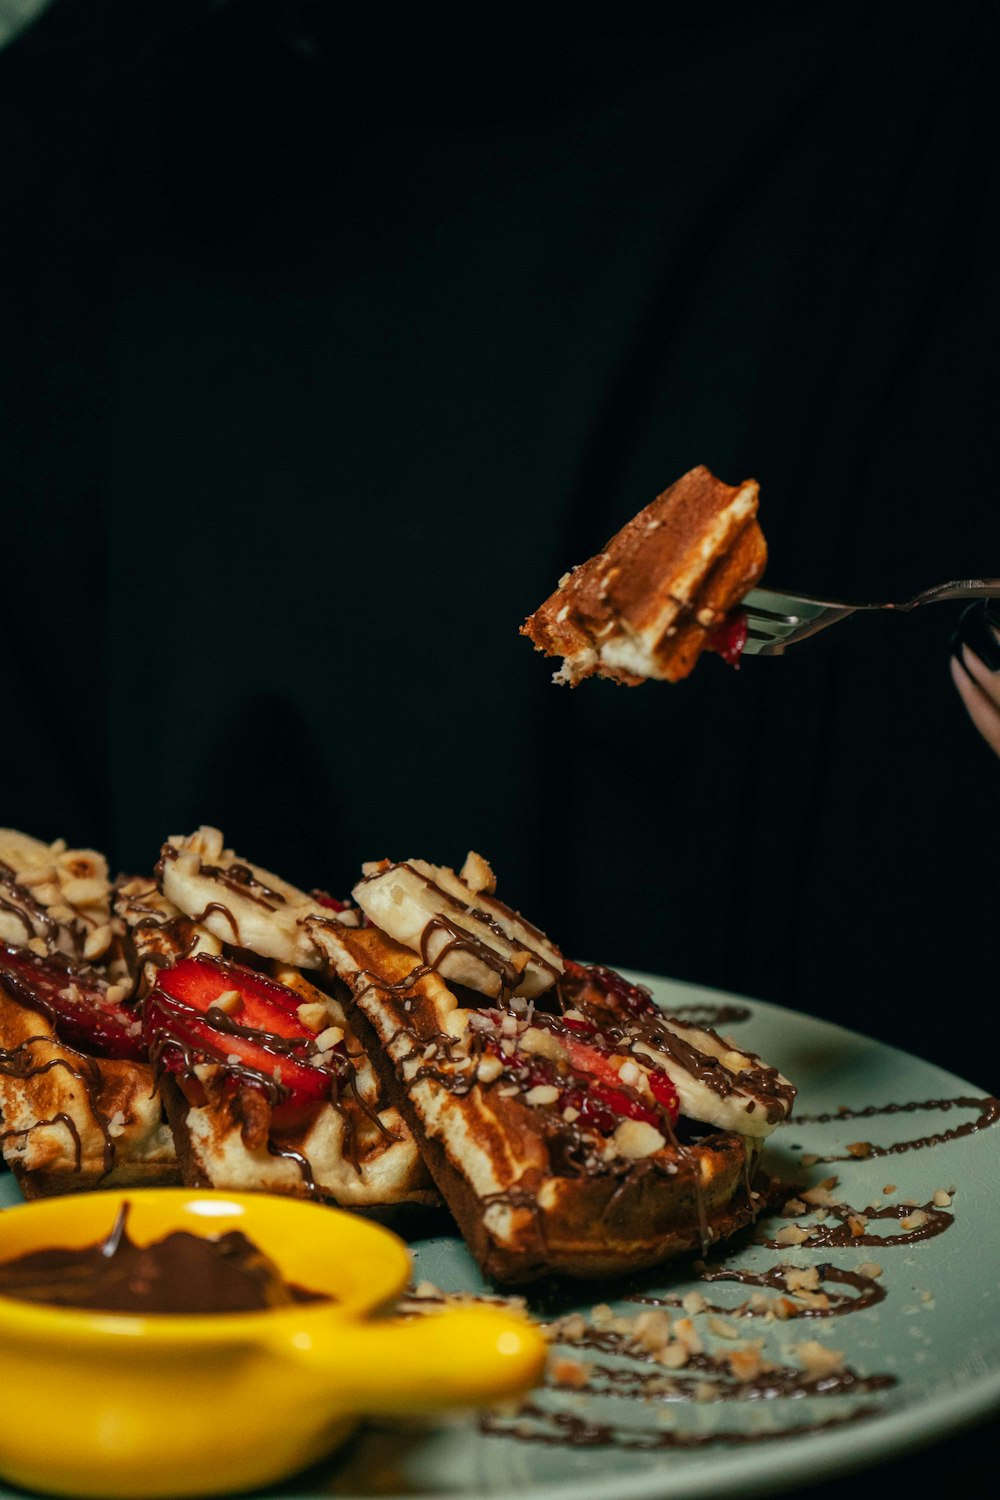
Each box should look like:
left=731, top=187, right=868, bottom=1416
left=0, top=944, right=146, bottom=1061
left=145, top=956, right=345, bottom=1110
left=476, top=1010, right=679, bottom=1134
left=312, top=890, right=351, bottom=913
left=705, top=609, right=749, bottom=666
left=561, top=960, right=658, bottom=1019
left=562, top=1034, right=679, bottom=1126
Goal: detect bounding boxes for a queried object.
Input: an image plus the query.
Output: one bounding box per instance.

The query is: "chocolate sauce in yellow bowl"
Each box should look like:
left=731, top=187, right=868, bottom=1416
left=0, top=1201, right=328, bottom=1314
left=0, top=1188, right=545, bottom=1500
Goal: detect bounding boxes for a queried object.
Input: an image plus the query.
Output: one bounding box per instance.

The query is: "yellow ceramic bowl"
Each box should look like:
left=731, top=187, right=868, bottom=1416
left=0, top=1188, right=546, bottom=1499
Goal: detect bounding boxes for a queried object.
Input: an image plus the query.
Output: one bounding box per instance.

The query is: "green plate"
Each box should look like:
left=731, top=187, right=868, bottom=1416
left=2, top=973, right=998, bottom=1499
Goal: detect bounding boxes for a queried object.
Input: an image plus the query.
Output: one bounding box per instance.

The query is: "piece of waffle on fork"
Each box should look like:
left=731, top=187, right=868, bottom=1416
left=522, top=465, right=767, bottom=685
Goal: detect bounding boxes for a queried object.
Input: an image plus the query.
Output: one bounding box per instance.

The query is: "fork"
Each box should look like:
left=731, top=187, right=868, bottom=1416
left=740, top=580, right=1000, bottom=656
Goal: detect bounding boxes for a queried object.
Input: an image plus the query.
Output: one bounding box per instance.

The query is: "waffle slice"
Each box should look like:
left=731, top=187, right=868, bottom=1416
left=521, top=465, right=767, bottom=684
left=0, top=944, right=177, bottom=1197
left=145, top=955, right=435, bottom=1207
left=143, top=830, right=433, bottom=1207
left=310, top=908, right=794, bottom=1283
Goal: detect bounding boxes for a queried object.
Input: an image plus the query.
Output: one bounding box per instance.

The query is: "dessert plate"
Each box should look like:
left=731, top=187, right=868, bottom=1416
left=2, top=973, right=999, bottom=1500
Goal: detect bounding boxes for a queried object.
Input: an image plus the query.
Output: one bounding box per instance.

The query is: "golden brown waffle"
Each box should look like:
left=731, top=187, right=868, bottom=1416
left=154, top=963, right=437, bottom=1208
left=522, top=465, right=766, bottom=684
left=309, top=919, right=772, bottom=1282
left=0, top=984, right=177, bottom=1198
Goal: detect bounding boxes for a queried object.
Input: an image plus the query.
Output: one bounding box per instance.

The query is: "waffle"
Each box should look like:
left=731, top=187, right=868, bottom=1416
left=522, top=465, right=767, bottom=684
left=0, top=946, right=177, bottom=1197
left=143, top=830, right=435, bottom=1209
left=311, top=860, right=794, bottom=1282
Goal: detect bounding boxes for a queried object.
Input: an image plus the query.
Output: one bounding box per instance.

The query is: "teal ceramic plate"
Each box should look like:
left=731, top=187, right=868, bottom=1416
left=2, top=973, right=998, bottom=1499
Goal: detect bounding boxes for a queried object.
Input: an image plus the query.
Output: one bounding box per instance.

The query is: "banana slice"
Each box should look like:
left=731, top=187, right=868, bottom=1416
left=634, top=1018, right=794, bottom=1139
left=0, top=828, right=112, bottom=960
left=352, top=856, right=563, bottom=1000
left=158, top=826, right=358, bottom=969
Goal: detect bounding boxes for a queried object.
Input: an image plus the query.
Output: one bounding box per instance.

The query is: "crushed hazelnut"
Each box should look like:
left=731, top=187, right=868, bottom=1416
left=901, top=1210, right=929, bottom=1230
left=548, top=1356, right=591, bottom=1389
left=295, top=1001, right=328, bottom=1032
left=524, top=1084, right=560, bottom=1107
left=774, top=1224, right=811, bottom=1247
left=846, top=1141, right=872, bottom=1158
left=933, top=1189, right=952, bottom=1208
left=857, top=1261, right=883, bottom=1279
left=707, top=1316, right=739, bottom=1340
left=792, top=1340, right=845, bottom=1377
left=784, top=1266, right=820, bottom=1293
left=212, top=990, right=243, bottom=1015
left=460, top=851, right=496, bottom=895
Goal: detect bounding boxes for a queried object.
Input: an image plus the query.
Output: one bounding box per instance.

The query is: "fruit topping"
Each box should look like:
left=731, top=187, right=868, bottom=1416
left=144, top=956, right=348, bottom=1113
left=560, top=960, right=658, bottom=1019
left=705, top=609, right=749, bottom=667
left=471, top=1008, right=678, bottom=1137
left=312, top=891, right=351, bottom=913
left=0, top=944, right=146, bottom=1061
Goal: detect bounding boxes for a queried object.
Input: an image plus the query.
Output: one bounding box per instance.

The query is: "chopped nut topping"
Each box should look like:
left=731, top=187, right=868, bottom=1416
left=673, top=1317, right=703, bottom=1355
left=781, top=1198, right=807, bottom=1217
left=548, top=1356, right=591, bottom=1388
left=846, top=1141, right=872, bottom=1158
left=857, top=1261, right=883, bottom=1279
left=524, top=1084, right=560, bottom=1107
left=460, top=851, right=496, bottom=895
left=784, top=1266, right=820, bottom=1293
left=728, top=1345, right=764, bottom=1382
left=295, top=1001, right=328, bottom=1032
left=933, top=1189, right=952, bottom=1207
left=901, top=1210, right=929, bottom=1230
left=633, top=1310, right=672, bottom=1353
left=476, top=1054, right=504, bottom=1085
left=612, top=1119, right=665, bottom=1160
left=212, top=989, right=243, bottom=1015
left=774, top=1224, right=811, bottom=1247
left=793, top=1340, right=845, bottom=1377
left=681, top=1290, right=706, bottom=1316
left=707, top=1316, right=739, bottom=1340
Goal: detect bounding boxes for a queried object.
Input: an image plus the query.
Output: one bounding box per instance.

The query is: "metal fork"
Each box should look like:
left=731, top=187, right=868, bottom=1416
left=741, top=580, right=1000, bottom=656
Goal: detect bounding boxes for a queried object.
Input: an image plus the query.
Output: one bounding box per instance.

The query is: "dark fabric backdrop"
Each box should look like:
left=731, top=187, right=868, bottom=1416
left=1, top=2, right=998, bottom=1487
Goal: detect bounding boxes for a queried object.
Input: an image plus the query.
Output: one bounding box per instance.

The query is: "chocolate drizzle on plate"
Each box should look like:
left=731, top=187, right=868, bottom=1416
left=789, top=1096, right=1000, bottom=1161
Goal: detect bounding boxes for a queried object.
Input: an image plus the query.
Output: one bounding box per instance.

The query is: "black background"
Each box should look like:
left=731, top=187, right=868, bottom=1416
left=1, top=2, right=998, bottom=1492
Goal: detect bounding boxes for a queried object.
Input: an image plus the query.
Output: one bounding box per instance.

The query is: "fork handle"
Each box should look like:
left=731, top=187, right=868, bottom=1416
left=897, top=579, right=1000, bottom=611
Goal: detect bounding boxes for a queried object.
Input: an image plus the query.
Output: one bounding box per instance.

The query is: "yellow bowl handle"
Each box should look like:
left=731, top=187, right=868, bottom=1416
left=277, top=1305, right=546, bottom=1413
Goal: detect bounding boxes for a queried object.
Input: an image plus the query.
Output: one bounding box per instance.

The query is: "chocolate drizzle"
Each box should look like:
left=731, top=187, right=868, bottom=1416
left=481, top=1402, right=883, bottom=1450
left=627, top=1262, right=887, bottom=1319
left=789, top=1096, right=1000, bottom=1161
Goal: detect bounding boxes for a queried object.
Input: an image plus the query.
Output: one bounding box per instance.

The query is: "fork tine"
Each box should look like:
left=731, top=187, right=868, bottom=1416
left=739, top=588, right=853, bottom=655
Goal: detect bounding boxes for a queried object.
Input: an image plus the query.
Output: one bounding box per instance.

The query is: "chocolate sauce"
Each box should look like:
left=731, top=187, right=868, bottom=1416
left=481, top=1401, right=882, bottom=1450
left=790, top=1096, right=1000, bottom=1161
left=627, top=1262, right=887, bottom=1319
left=759, top=1198, right=953, bottom=1250
left=0, top=1203, right=328, bottom=1314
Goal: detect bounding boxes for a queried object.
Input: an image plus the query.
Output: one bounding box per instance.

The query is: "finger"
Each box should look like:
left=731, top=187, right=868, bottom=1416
left=951, top=654, right=1000, bottom=758
left=956, top=637, right=1000, bottom=710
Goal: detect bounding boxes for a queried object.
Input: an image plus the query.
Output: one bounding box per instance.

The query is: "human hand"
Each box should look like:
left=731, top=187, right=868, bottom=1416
left=951, top=602, right=1000, bottom=759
